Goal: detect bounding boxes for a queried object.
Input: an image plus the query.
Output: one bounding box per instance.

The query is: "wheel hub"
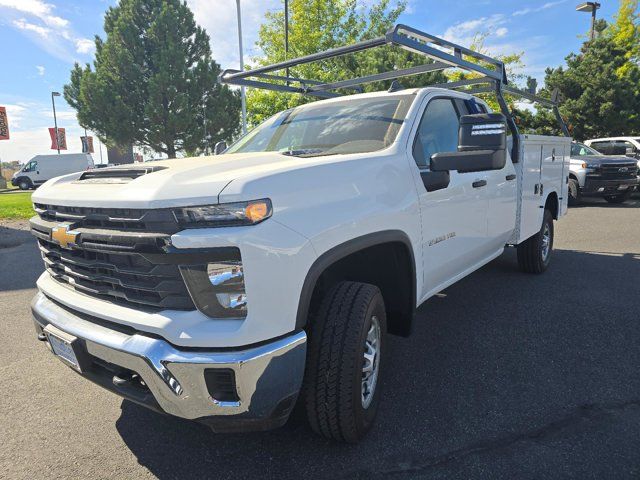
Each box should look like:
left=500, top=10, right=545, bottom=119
left=541, top=223, right=551, bottom=261
left=361, top=315, right=381, bottom=409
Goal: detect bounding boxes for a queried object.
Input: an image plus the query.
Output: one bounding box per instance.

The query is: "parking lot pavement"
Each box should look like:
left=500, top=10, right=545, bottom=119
left=1, top=197, right=639, bottom=479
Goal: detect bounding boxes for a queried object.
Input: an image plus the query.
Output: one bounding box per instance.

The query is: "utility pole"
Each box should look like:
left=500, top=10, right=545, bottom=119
left=576, top=2, right=601, bottom=42
left=236, top=0, right=247, bottom=135
left=51, top=91, right=61, bottom=154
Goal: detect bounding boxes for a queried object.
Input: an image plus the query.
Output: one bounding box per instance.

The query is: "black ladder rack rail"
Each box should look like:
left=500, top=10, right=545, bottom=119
left=219, top=24, right=570, bottom=161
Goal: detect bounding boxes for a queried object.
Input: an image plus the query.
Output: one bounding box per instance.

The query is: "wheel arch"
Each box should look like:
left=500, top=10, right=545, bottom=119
left=15, top=176, right=33, bottom=188
left=296, top=230, right=417, bottom=337
left=544, top=190, right=559, bottom=219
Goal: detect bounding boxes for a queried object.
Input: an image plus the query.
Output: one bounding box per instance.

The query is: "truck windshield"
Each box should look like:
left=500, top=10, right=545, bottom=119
left=571, top=143, right=600, bottom=156
left=225, top=95, right=414, bottom=157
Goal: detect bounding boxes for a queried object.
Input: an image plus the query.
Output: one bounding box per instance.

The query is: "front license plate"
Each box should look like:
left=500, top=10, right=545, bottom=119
left=618, top=185, right=629, bottom=190
left=46, top=328, right=81, bottom=371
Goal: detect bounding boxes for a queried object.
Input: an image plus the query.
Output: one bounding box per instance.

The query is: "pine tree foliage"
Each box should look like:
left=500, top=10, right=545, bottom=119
left=64, top=0, right=240, bottom=158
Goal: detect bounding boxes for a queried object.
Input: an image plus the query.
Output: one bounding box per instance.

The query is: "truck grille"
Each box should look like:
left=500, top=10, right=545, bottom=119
left=593, top=163, right=638, bottom=179
left=33, top=203, right=179, bottom=233
left=30, top=205, right=195, bottom=311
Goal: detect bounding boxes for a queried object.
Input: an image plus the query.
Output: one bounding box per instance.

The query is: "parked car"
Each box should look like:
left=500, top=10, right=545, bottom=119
left=11, top=153, right=94, bottom=190
left=27, top=25, right=571, bottom=443
left=568, top=142, right=639, bottom=204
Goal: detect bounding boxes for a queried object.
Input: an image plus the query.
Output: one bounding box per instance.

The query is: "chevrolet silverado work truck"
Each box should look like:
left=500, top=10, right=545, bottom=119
left=29, top=25, right=571, bottom=442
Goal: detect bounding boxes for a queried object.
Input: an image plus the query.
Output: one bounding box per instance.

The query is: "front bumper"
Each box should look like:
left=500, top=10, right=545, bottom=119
left=582, top=177, right=638, bottom=196
left=31, top=292, right=307, bottom=432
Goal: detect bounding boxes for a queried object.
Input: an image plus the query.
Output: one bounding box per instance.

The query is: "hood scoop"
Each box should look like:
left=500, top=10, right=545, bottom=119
left=74, top=166, right=168, bottom=184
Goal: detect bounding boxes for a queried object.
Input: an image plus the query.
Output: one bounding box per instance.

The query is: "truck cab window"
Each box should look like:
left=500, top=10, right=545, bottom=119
left=412, top=98, right=460, bottom=168
left=23, top=161, right=37, bottom=172
left=590, top=141, right=612, bottom=154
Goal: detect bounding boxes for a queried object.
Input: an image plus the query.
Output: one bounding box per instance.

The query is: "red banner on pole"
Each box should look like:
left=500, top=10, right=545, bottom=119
left=49, top=127, right=67, bottom=150
left=81, top=136, right=94, bottom=153
left=0, top=106, right=9, bottom=140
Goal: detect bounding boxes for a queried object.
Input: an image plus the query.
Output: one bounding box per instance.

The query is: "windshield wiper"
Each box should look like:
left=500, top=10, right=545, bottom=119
left=280, top=148, right=325, bottom=157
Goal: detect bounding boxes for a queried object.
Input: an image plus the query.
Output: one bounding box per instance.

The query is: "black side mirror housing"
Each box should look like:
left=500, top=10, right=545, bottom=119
left=214, top=141, right=228, bottom=155
left=431, top=113, right=508, bottom=173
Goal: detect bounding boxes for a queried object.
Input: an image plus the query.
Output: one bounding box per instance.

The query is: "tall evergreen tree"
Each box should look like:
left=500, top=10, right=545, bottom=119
left=65, top=0, right=240, bottom=158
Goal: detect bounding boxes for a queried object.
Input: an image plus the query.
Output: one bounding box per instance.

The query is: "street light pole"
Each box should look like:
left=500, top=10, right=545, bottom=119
left=285, top=0, right=289, bottom=83
left=236, top=0, right=247, bottom=135
left=51, top=91, right=61, bottom=154
left=576, top=2, right=601, bottom=42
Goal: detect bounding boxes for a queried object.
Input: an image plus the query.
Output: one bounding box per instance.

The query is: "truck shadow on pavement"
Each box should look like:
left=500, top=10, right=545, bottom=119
left=116, top=247, right=640, bottom=479
left=0, top=225, right=40, bottom=291
left=570, top=195, right=640, bottom=209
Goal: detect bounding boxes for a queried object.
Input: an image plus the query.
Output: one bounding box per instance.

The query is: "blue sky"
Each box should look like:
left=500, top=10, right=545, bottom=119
left=0, top=0, right=621, bottom=163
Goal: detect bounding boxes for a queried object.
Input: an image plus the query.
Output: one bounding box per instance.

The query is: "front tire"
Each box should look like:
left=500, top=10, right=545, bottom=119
left=304, top=281, right=387, bottom=443
left=18, top=178, right=32, bottom=190
left=517, top=209, right=554, bottom=274
left=568, top=179, right=580, bottom=206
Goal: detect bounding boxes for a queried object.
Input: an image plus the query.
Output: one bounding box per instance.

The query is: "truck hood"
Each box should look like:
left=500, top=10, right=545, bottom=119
left=32, top=152, right=315, bottom=209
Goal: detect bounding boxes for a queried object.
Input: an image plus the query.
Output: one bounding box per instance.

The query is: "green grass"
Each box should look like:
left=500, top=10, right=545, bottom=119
left=0, top=192, right=34, bottom=219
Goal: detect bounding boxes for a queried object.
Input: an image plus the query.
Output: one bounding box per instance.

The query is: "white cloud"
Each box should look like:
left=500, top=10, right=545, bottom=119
left=0, top=0, right=94, bottom=63
left=0, top=0, right=68, bottom=27
left=13, top=18, right=50, bottom=38
left=513, top=0, right=568, bottom=17
left=186, top=0, right=280, bottom=69
left=443, top=14, right=508, bottom=45
left=35, top=65, right=45, bottom=76
left=75, top=38, right=95, bottom=54
left=3, top=104, right=29, bottom=129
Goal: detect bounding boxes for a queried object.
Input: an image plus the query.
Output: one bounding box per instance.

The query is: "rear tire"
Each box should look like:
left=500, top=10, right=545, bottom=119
left=604, top=191, right=631, bottom=204
left=568, top=179, right=580, bottom=206
left=303, top=281, right=387, bottom=443
left=517, top=209, right=554, bottom=274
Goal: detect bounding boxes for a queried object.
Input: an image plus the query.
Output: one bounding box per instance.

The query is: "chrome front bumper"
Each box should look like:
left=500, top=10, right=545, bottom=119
left=31, top=292, right=307, bottom=432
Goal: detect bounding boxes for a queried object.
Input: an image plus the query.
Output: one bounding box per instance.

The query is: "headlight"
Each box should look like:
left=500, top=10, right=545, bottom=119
left=173, top=199, right=272, bottom=228
left=180, top=256, right=248, bottom=319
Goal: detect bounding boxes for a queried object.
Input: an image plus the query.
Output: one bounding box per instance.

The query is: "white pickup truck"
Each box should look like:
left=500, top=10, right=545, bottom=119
left=29, top=25, right=571, bottom=442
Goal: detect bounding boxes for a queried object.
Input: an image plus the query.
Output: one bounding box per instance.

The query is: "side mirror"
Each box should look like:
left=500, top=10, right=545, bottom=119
left=625, top=147, right=637, bottom=157
left=431, top=113, right=507, bottom=173
left=214, top=141, right=227, bottom=155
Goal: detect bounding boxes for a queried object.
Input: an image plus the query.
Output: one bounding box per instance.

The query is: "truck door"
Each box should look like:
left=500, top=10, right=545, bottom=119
left=409, top=96, right=489, bottom=298
left=21, top=159, right=42, bottom=185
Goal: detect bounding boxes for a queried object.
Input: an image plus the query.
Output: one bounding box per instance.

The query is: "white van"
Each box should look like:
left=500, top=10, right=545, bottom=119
left=12, top=153, right=94, bottom=190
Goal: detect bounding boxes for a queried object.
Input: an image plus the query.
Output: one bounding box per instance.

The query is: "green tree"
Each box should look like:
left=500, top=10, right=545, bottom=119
left=64, top=0, right=240, bottom=158
left=517, top=1, right=640, bottom=139
left=609, top=0, right=640, bottom=75
left=524, top=15, right=640, bottom=139
left=246, top=0, right=448, bottom=124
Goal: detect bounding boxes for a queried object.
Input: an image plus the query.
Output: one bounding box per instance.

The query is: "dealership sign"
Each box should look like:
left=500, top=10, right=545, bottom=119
left=49, top=127, right=67, bottom=150
left=0, top=106, right=9, bottom=140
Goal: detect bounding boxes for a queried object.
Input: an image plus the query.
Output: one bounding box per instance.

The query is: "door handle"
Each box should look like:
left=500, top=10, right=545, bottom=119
left=505, top=174, right=516, bottom=181
left=472, top=180, right=487, bottom=188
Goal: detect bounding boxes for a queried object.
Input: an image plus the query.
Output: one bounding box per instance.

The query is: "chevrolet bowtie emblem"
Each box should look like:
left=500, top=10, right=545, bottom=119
left=51, top=225, right=79, bottom=249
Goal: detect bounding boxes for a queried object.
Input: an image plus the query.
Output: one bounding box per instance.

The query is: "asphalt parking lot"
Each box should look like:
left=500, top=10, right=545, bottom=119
left=1, top=197, right=639, bottom=479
